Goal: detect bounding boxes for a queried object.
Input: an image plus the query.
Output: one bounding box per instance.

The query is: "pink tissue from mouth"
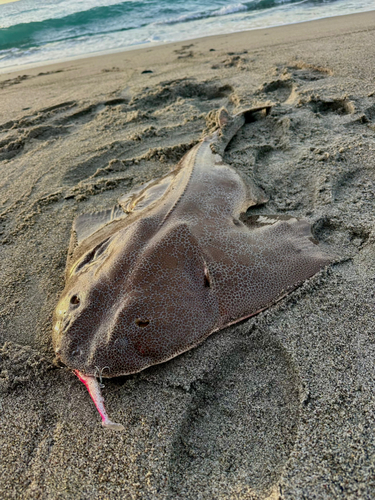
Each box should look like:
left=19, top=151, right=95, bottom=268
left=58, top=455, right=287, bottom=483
left=74, top=370, right=124, bottom=431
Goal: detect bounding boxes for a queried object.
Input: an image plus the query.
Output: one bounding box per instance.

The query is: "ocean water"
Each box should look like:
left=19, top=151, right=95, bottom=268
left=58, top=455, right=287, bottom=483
left=1, top=0, right=375, bottom=72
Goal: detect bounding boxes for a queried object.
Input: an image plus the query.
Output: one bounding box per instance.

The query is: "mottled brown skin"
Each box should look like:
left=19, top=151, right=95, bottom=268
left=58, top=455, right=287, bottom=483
left=53, top=108, right=332, bottom=380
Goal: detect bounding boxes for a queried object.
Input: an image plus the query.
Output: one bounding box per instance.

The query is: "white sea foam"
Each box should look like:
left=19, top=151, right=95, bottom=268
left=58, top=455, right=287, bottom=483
left=212, top=3, right=248, bottom=16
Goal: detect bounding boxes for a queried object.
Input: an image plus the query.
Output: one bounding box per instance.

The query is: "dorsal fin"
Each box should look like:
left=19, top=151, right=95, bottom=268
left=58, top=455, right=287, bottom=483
left=210, top=105, right=273, bottom=156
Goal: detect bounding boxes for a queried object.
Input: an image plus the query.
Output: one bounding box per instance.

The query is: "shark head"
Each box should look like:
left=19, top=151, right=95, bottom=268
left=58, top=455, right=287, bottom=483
left=53, top=221, right=220, bottom=377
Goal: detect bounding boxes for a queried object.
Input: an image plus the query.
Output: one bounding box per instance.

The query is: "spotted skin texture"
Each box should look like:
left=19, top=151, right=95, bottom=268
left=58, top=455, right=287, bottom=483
left=53, top=108, right=332, bottom=422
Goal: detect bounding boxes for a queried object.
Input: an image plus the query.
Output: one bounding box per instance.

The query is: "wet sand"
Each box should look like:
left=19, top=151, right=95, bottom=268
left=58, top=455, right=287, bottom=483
left=1, top=10, right=375, bottom=499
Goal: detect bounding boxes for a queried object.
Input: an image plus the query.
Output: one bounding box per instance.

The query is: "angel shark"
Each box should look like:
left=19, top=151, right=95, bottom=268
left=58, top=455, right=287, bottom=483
left=53, top=106, right=332, bottom=429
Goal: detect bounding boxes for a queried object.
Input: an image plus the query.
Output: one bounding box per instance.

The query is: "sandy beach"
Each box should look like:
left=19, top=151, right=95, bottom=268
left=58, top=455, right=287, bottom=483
left=1, top=10, right=375, bottom=499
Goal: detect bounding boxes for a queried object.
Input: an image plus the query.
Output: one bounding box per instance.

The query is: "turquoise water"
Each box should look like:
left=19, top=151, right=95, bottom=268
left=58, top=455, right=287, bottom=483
left=1, top=0, right=375, bottom=72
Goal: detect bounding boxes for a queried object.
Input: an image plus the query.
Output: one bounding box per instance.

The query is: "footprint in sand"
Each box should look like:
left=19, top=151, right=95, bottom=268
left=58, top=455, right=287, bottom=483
left=256, top=79, right=294, bottom=104
left=168, top=331, right=301, bottom=498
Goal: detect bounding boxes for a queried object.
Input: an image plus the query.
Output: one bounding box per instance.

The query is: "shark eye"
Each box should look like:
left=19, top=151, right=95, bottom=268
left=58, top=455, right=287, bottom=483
left=135, top=318, right=150, bottom=328
left=70, top=295, right=80, bottom=305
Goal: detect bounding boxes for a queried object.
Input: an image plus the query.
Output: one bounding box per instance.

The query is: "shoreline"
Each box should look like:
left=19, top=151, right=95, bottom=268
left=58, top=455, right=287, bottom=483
left=0, top=9, right=374, bottom=76
left=1, top=8, right=375, bottom=499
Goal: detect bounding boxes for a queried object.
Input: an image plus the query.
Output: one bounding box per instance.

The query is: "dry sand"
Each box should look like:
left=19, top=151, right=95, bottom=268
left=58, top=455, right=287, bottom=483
left=1, top=10, right=375, bottom=499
